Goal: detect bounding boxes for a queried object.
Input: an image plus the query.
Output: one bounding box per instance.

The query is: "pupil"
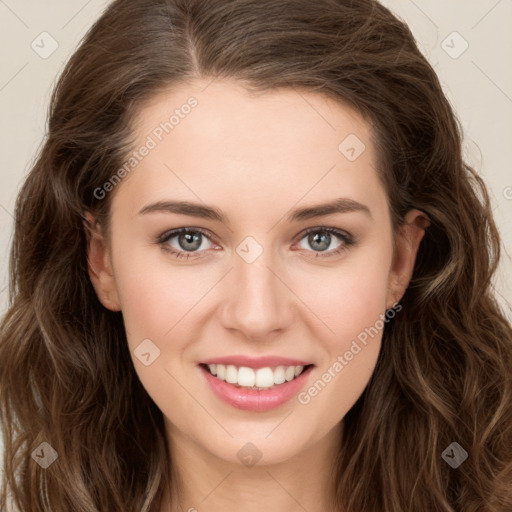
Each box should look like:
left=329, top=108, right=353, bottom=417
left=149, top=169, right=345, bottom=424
left=309, top=232, right=330, bottom=251
left=179, top=232, right=201, bottom=251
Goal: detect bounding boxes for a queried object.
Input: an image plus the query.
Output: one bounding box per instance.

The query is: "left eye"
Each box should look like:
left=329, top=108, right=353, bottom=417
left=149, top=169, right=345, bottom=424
left=294, top=227, right=354, bottom=257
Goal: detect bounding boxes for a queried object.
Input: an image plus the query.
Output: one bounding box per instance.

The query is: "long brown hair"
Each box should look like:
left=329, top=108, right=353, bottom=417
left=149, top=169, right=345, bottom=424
left=1, top=0, right=511, bottom=510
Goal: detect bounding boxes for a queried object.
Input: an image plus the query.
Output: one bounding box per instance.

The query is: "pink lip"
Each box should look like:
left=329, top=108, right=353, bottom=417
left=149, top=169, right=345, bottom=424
left=200, top=355, right=312, bottom=369
left=199, top=364, right=314, bottom=412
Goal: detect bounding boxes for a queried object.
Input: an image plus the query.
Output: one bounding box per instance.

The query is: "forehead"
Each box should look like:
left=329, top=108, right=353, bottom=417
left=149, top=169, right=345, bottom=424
left=113, top=79, right=387, bottom=222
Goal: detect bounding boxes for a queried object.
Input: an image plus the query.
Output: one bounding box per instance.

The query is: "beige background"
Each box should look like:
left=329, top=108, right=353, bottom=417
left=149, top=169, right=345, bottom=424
left=0, top=1, right=511, bottom=480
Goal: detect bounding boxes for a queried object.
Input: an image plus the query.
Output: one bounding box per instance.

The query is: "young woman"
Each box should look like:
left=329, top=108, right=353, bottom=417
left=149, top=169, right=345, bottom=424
left=1, top=0, right=511, bottom=511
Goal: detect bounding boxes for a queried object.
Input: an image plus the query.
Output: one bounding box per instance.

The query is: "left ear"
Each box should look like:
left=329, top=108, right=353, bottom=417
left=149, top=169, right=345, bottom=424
left=386, top=208, right=430, bottom=309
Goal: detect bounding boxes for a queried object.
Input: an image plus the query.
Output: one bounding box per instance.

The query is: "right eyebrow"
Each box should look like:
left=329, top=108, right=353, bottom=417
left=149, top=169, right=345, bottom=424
left=138, top=200, right=229, bottom=224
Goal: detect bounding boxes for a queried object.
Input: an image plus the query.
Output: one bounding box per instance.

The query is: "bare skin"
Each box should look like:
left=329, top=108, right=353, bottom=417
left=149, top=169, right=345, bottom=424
left=84, top=78, right=429, bottom=511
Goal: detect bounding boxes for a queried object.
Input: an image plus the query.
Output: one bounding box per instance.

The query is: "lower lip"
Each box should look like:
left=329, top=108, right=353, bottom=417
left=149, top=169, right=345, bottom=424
left=199, top=364, right=314, bottom=412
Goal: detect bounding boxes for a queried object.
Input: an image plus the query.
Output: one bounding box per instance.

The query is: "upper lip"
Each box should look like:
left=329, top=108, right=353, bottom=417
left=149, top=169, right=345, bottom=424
left=199, top=355, right=314, bottom=369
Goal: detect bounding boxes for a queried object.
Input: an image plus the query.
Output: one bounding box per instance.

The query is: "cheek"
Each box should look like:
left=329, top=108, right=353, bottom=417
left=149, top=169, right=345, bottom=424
left=308, top=271, right=388, bottom=335
left=295, top=239, right=393, bottom=347
left=110, top=242, right=202, bottom=353
left=111, top=251, right=206, bottom=413
left=293, top=240, right=392, bottom=413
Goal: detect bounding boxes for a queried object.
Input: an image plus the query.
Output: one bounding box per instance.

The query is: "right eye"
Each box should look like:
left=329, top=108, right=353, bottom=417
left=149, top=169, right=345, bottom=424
left=158, top=227, right=217, bottom=260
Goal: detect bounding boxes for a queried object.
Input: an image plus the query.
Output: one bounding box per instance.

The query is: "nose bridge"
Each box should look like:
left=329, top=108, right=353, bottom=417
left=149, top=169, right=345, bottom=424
left=222, top=236, right=292, bottom=339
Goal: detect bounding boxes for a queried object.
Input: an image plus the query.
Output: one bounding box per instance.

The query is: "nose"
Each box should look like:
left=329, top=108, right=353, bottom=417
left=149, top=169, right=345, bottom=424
left=220, top=248, right=295, bottom=341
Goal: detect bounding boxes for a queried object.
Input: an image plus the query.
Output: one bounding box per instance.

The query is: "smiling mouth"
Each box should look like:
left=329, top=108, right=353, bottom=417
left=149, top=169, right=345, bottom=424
left=200, top=363, right=314, bottom=390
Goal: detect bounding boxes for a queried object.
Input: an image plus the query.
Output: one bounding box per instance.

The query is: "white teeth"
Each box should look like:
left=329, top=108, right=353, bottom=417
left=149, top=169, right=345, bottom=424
left=206, top=364, right=308, bottom=389
left=274, top=366, right=286, bottom=385
left=238, top=367, right=255, bottom=387
left=285, top=366, right=295, bottom=381
left=255, top=367, right=274, bottom=388
left=216, top=364, right=226, bottom=381
left=225, top=365, right=238, bottom=384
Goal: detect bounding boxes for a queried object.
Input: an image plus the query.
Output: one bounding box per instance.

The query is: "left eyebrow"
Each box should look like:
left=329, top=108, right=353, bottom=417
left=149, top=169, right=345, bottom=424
left=285, top=197, right=373, bottom=222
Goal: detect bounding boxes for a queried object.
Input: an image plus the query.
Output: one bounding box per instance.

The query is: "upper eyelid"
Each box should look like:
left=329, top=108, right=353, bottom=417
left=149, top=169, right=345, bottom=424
left=298, top=225, right=352, bottom=238
left=158, top=226, right=216, bottom=244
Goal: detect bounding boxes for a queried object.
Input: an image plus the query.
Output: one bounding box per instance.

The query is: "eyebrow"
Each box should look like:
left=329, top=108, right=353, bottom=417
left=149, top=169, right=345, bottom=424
left=138, top=197, right=372, bottom=223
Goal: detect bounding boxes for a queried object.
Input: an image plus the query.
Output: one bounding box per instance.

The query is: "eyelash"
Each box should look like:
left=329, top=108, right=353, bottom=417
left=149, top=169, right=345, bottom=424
left=157, top=226, right=355, bottom=261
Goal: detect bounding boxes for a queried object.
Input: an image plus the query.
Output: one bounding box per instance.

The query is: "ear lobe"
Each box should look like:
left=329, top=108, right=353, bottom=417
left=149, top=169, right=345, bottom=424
left=386, top=209, right=430, bottom=309
left=83, top=212, right=121, bottom=312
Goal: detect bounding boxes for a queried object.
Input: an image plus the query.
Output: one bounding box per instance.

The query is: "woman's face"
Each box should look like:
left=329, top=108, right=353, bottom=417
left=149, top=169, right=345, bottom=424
left=86, top=78, right=426, bottom=466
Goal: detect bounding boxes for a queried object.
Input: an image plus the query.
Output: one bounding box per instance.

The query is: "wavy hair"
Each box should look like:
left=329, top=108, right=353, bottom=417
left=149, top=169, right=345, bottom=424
left=1, top=0, right=511, bottom=510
